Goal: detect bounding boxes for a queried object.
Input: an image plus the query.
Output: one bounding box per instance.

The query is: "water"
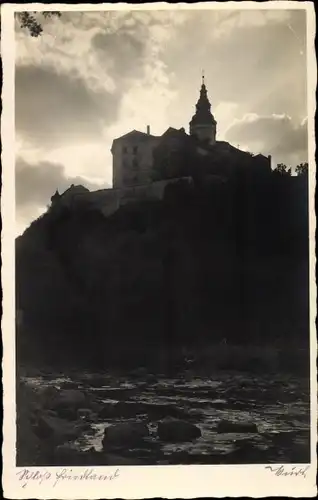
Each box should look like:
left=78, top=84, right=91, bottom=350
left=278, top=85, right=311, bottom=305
left=22, top=370, right=310, bottom=464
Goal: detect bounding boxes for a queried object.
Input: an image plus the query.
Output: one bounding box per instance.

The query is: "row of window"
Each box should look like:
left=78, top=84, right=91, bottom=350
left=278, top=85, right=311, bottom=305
left=123, top=158, right=139, bottom=169
left=123, top=145, right=138, bottom=154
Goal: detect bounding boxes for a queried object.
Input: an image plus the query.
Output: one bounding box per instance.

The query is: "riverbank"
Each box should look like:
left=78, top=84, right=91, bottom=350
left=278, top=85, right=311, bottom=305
left=17, top=342, right=310, bottom=379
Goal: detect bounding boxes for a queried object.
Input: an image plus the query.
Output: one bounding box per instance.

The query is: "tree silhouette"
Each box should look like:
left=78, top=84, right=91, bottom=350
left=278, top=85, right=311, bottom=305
left=16, top=11, right=61, bottom=37
left=295, top=162, right=308, bottom=177
left=273, top=163, right=292, bottom=176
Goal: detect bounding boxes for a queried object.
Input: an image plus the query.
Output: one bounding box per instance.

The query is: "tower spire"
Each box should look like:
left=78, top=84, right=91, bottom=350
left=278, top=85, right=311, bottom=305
left=189, top=71, right=217, bottom=144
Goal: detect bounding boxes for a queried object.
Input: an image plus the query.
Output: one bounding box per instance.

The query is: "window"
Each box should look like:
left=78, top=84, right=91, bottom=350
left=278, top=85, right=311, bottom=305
left=132, top=158, right=139, bottom=170
left=133, top=146, right=138, bottom=154
left=123, top=146, right=128, bottom=154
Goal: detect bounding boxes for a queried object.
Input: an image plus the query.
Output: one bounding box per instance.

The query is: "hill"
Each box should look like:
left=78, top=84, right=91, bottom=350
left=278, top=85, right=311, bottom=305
left=15, top=168, right=309, bottom=373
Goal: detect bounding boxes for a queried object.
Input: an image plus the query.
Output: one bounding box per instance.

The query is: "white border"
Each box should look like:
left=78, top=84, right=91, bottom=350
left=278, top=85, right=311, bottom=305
left=1, top=2, right=317, bottom=498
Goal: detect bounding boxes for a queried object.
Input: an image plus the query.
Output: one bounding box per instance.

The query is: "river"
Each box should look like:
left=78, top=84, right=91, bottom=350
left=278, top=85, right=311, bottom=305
left=21, top=369, right=310, bottom=464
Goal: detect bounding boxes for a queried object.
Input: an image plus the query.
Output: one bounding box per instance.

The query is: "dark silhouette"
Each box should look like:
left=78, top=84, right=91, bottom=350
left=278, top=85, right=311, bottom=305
left=15, top=156, right=309, bottom=374
left=296, top=162, right=309, bottom=177
left=16, top=11, right=61, bottom=37
left=273, top=163, right=292, bottom=176
left=15, top=152, right=310, bottom=468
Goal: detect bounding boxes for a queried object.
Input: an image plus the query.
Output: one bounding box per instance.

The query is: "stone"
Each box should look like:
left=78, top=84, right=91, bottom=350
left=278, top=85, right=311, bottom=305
left=226, top=441, right=265, bottom=464
left=35, top=414, right=85, bottom=444
left=17, top=413, right=43, bottom=466
left=85, top=426, right=96, bottom=435
left=62, top=381, right=80, bottom=390
left=146, top=374, right=158, bottom=384
left=39, top=386, right=60, bottom=408
left=56, top=406, right=78, bottom=421
left=98, top=401, right=190, bottom=421
left=54, top=443, right=80, bottom=462
left=87, top=377, right=109, bottom=388
left=157, top=419, right=201, bottom=442
left=90, top=401, right=103, bottom=413
left=102, top=422, right=149, bottom=450
left=77, top=408, right=94, bottom=420
left=145, top=403, right=190, bottom=421
left=54, top=390, right=87, bottom=410
left=99, top=402, right=145, bottom=419
left=53, top=444, right=102, bottom=466
left=98, top=404, right=118, bottom=419
left=39, top=387, right=87, bottom=411
left=46, top=409, right=58, bottom=418
left=216, top=420, right=258, bottom=434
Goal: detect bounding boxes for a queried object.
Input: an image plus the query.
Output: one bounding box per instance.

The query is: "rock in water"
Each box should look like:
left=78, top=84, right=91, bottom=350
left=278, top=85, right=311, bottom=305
left=35, top=414, right=86, bottom=444
left=77, top=408, right=94, bottom=420
left=53, top=444, right=102, bottom=466
left=157, top=419, right=201, bottom=442
left=39, top=386, right=60, bottom=408
left=216, top=420, right=258, bottom=434
left=54, top=390, right=87, bottom=409
left=102, top=422, right=149, bottom=450
left=39, top=387, right=87, bottom=410
left=56, top=407, right=78, bottom=421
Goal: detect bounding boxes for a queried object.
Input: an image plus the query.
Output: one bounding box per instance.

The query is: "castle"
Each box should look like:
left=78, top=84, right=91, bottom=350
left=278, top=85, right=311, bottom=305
left=51, top=75, right=272, bottom=216
left=111, top=74, right=271, bottom=189
left=111, top=73, right=220, bottom=189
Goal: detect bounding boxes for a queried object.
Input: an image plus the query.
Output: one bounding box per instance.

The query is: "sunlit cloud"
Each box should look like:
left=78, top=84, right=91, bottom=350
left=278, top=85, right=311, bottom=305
left=15, top=8, right=308, bottom=232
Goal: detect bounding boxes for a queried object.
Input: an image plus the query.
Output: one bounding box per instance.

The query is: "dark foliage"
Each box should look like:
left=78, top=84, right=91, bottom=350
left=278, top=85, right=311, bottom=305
left=295, top=162, right=309, bottom=177
left=16, top=11, right=61, bottom=37
left=273, top=163, right=292, bottom=176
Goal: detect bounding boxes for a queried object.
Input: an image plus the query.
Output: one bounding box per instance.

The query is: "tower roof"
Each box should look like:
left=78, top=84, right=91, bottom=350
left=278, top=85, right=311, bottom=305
left=190, top=74, right=216, bottom=127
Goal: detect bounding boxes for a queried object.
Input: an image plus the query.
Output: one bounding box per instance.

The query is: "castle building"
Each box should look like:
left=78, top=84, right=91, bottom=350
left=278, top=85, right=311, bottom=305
left=111, top=75, right=217, bottom=189
left=110, top=75, right=271, bottom=189
left=52, top=75, right=272, bottom=219
left=111, top=128, right=160, bottom=189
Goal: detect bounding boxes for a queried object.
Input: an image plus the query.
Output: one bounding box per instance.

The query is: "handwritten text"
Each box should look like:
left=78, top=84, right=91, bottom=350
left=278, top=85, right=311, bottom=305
left=16, top=467, right=120, bottom=488
left=265, top=465, right=310, bottom=479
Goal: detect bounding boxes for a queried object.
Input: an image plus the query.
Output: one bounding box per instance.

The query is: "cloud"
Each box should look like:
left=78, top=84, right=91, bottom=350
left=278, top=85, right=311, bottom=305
left=225, top=113, right=308, bottom=165
left=163, top=9, right=307, bottom=126
left=15, top=13, right=113, bottom=92
left=92, top=31, right=146, bottom=90
left=15, top=64, right=121, bottom=148
left=44, top=142, right=113, bottom=184
left=15, top=11, right=178, bottom=152
left=16, top=157, right=107, bottom=215
left=91, top=13, right=150, bottom=87
left=14, top=8, right=309, bottom=231
left=15, top=156, right=109, bottom=235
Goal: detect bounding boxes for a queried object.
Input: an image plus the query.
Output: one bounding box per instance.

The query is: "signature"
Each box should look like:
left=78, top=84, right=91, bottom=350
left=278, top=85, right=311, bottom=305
left=265, top=465, right=310, bottom=478
left=16, top=467, right=120, bottom=488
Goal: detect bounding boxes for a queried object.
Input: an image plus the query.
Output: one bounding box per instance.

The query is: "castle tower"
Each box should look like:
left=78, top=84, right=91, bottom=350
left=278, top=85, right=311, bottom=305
left=189, top=72, right=217, bottom=145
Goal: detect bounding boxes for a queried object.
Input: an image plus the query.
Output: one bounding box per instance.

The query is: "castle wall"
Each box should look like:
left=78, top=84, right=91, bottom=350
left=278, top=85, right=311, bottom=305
left=57, top=178, right=192, bottom=219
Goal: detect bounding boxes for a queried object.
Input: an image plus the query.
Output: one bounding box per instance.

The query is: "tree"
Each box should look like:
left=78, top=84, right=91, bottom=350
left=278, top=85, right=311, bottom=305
left=273, top=163, right=292, bottom=176
left=295, top=162, right=308, bottom=177
left=16, top=11, right=61, bottom=37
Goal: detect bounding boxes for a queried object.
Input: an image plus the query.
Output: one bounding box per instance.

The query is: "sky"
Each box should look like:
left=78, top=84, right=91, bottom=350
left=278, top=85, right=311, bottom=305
left=15, top=7, right=308, bottom=234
